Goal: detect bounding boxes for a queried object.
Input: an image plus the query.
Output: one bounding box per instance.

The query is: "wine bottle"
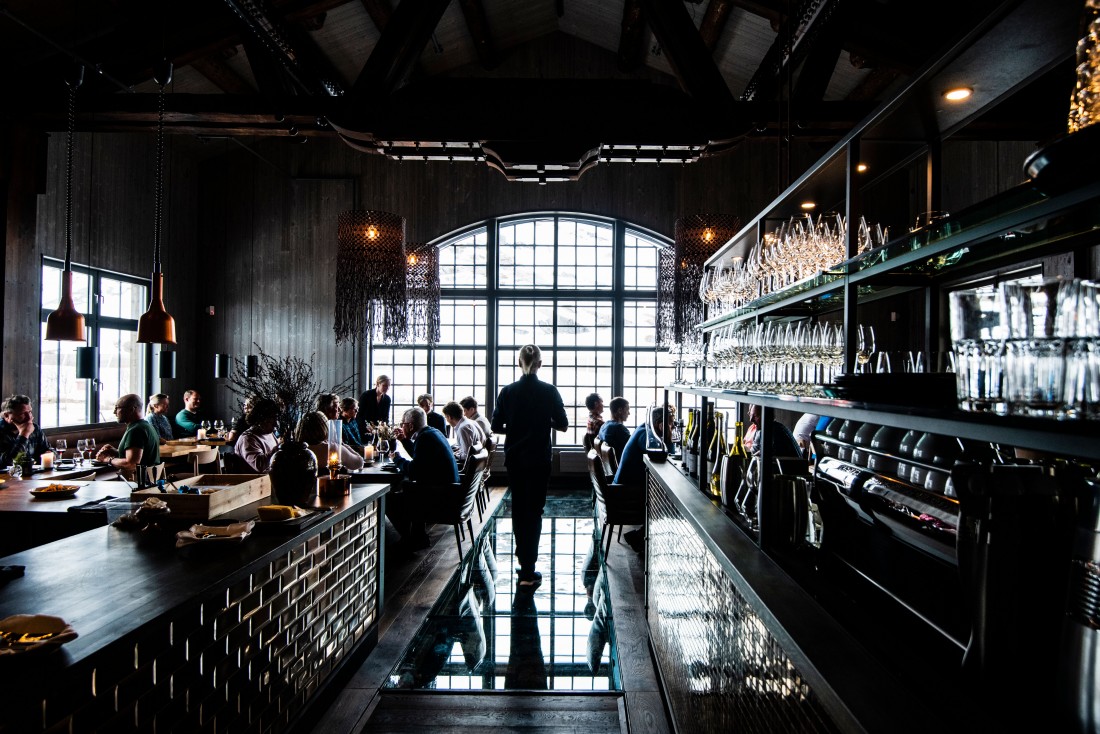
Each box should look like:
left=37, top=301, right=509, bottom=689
left=722, top=420, right=746, bottom=506
left=709, top=412, right=727, bottom=498
left=682, top=409, right=696, bottom=474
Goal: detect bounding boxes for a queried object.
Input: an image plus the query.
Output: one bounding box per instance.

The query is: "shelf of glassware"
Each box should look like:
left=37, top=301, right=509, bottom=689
left=666, top=384, right=1100, bottom=462
left=698, top=178, right=1100, bottom=332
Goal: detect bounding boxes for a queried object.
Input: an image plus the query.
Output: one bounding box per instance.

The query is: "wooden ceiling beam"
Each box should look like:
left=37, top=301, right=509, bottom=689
left=639, top=0, right=738, bottom=117
left=457, top=0, right=499, bottom=70
left=699, top=0, right=735, bottom=52
left=358, top=0, right=393, bottom=32
left=740, top=0, right=841, bottom=102
left=190, top=53, right=255, bottom=95
left=791, top=1, right=848, bottom=104
left=351, top=0, right=451, bottom=97
left=616, top=0, right=646, bottom=73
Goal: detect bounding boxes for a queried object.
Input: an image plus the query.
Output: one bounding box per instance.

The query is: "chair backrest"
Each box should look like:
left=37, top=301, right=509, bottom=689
left=598, top=442, right=617, bottom=477
left=143, top=463, right=165, bottom=484
left=220, top=451, right=253, bottom=474
left=190, top=447, right=222, bottom=474
left=459, top=449, right=490, bottom=518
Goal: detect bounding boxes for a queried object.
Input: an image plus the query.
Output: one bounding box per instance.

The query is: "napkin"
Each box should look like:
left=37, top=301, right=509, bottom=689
left=175, top=520, right=256, bottom=548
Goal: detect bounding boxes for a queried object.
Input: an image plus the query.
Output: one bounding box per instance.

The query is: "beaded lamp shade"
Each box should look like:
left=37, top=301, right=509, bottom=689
left=405, top=243, right=440, bottom=345
left=658, top=214, right=740, bottom=350
left=334, top=210, right=407, bottom=344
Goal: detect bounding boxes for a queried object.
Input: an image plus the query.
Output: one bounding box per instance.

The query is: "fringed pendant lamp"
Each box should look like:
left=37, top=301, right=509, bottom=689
left=136, top=61, right=177, bottom=345
left=45, top=64, right=87, bottom=343
left=405, top=243, right=440, bottom=345
left=658, top=214, right=740, bottom=350
left=334, top=210, right=407, bottom=344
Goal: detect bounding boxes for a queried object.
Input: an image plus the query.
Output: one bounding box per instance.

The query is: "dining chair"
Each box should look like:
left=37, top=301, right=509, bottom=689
left=189, top=448, right=222, bottom=476
left=419, top=448, right=489, bottom=559
left=587, top=448, right=644, bottom=557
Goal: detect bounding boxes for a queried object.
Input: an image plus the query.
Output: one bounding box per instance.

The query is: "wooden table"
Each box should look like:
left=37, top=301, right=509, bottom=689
left=0, top=479, right=128, bottom=555
left=160, top=444, right=205, bottom=458
left=348, top=462, right=406, bottom=485
left=13, top=463, right=116, bottom=481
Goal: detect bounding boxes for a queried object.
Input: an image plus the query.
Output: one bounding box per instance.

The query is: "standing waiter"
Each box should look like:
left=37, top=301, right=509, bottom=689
left=492, top=344, right=568, bottom=589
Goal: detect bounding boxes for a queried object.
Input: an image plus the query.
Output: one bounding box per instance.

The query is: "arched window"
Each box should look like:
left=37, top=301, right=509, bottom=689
left=369, top=213, right=673, bottom=445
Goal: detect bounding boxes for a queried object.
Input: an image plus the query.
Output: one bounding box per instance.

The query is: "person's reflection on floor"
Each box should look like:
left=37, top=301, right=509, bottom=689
left=505, top=587, right=547, bottom=689
left=394, top=587, right=486, bottom=689
left=587, top=580, right=611, bottom=675
left=581, top=532, right=601, bottom=620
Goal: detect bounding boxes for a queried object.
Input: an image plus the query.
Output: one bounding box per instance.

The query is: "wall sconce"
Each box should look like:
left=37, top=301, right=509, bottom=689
left=75, top=346, right=98, bottom=380
left=159, top=350, right=177, bottom=379
left=214, top=353, right=232, bottom=379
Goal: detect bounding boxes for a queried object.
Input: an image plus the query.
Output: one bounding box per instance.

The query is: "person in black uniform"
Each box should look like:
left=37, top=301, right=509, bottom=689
left=491, top=344, right=568, bottom=589
left=358, top=374, right=392, bottom=435
left=417, top=393, right=447, bottom=434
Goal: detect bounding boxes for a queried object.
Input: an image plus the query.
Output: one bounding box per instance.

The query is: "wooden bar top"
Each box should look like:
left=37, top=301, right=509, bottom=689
left=0, top=480, right=126, bottom=515
left=0, top=484, right=389, bottom=672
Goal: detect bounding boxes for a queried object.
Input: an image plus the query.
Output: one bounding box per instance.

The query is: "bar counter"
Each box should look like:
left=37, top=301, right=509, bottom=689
left=645, top=458, right=964, bottom=734
left=0, top=483, right=389, bottom=733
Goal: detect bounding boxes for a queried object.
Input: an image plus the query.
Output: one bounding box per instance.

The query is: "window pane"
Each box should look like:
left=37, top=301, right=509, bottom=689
left=40, top=265, right=92, bottom=313
left=38, top=323, right=88, bottom=428
left=499, top=218, right=555, bottom=290
left=98, top=327, right=146, bottom=423
left=558, top=219, right=612, bottom=290
left=551, top=349, right=612, bottom=445
left=369, top=348, right=429, bottom=422
left=100, top=277, right=145, bottom=319
left=624, top=230, right=664, bottom=290
left=439, top=228, right=487, bottom=288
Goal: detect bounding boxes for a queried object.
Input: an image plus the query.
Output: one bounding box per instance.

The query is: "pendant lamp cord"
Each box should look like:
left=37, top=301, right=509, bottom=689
left=153, top=83, right=165, bottom=274
left=63, top=81, right=76, bottom=272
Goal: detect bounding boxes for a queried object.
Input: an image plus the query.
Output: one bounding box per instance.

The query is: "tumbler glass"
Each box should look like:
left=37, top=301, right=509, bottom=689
left=1063, top=280, right=1100, bottom=419
left=949, top=289, right=1007, bottom=413
left=1003, top=280, right=1070, bottom=417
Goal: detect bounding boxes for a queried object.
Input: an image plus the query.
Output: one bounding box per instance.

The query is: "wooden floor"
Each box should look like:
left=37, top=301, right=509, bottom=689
left=302, top=482, right=672, bottom=734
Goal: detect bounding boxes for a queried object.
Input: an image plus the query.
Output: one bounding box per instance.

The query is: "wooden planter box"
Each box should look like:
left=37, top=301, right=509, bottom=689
left=131, top=474, right=271, bottom=519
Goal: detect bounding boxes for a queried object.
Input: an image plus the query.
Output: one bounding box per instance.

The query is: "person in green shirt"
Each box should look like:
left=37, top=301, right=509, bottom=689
left=175, top=389, right=203, bottom=437
left=96, top=393, right=161, bottom=477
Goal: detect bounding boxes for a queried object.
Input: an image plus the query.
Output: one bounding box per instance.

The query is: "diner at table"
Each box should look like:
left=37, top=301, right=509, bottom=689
left=174, top=389, right=204, bottom=438
left=95, top=393, right=162, bottom=480
left=233, top=397, right=281, bottom=472
left=386, top=406, right=460, bottom=551
left=442, top=400, right=483, bottom=463
left=296, top=393, right=364, bottom=470
left=145, top=392, right=174, bottom=442
left=0, top=393, right=50, bottom=465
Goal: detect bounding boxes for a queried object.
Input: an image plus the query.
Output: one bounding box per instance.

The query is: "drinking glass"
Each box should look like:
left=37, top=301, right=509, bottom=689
left=214, top=419, right=224, bottom=436
left=378, top=439, right=390, bottom=459
left=54, top=439, right=67, bottom=459
left=1003, top=280, right=1071, bottom=416
left=201, top=420, right=211, bottom=434
left=856, top=326, right=876, bottom=373
left=75, top=439, right=87, bottom=466
left=949, top=289, right=1007, bottom=413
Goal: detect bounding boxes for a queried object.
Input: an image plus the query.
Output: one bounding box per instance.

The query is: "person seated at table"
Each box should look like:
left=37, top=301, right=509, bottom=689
left=442, top=400, right=482, bottom=464
left=614, top=406, right=666, bottom=488
left=96, top=393, right=161, bottom=478
left=386, top=407, right=460, bottom=551
left=583, top=392, right=605, bottom=451
left=358, top=375, right=392, bottom=435
left=459, top=396, right=493, bottom=449
left=596, top=397, right=631, bottom=461
left=226, top=394, right=259, bottom=444
left=418, top=393, right=447, bottom=434
left=175, top=389, right=203, bottom=438
left=743, top=404, right=803, bottom=459
left=295, top=393, right=364, bottom=470
left=234, top=397, right=280, bottom=473
left=0, top=394, right=50, bottom=465
left=340, top=397, right=365, bottom=453
left=145, top=393, right=173, bottom=443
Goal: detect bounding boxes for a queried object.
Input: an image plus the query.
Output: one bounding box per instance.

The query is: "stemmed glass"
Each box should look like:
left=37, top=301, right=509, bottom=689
left=214, top=419, right=225, bottom=437
left=856, top=325, right=876, bottom=373
left=74, top=439, right=86, bottom=466
left=201, top=420, right=211, bottom=438
left=378, top=439, right=391, bottom=460
left=84, top=437, right=96, bottom=462
left=53, top=439, right=67, bottom=460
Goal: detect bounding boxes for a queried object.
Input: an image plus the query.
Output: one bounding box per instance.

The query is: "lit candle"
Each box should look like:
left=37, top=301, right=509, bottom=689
left=197, top=428, right=207, bottom=440
left=41, top=452, right=54, bottom=470
left=364, top=445, right=375, bottom=463
left=328, top=451, right=339, bottom=468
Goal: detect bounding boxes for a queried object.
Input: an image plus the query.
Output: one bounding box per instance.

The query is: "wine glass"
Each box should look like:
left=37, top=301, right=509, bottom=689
left=214, top=419, right=224, bottom=437
left=378, top=439, right=390, bottom=460
left=856, top=325, right=876, bottom=373
left=85, top=438, right=96, bottom=460
left=75, top=439, right=87, bottom=466
left=54, top=439, right=67, bottom=460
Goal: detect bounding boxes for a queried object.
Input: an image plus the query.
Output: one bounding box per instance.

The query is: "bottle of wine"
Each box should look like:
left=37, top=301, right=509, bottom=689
left=698, top=407, right=714, bottom=481
left=709, top=412, right=728, bottom=498
left=722, top=420, right=746, bottom=506
left=684, top=409, right=697, bottom=476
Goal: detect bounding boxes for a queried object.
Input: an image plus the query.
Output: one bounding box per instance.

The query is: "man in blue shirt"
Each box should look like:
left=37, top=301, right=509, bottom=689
left=387, top=407, right=460, bottom=551
left=596, top=397, right=631, bottom=461
left=613, top=406, right=666, bottom=487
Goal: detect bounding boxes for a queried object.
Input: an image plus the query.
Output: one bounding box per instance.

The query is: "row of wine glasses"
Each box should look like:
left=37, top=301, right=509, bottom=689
left=200, top=419, right=228, bottom=437
left=699, top=214, right=890, bottom=316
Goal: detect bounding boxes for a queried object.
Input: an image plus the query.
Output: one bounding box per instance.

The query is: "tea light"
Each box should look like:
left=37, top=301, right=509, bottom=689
left=328, top=451, right=340, bottom=468
left=364, top=445, right=375, bottom=463
left=197, top=428, right=207, bottom=439
left=41, top=452, right=54, bottom=470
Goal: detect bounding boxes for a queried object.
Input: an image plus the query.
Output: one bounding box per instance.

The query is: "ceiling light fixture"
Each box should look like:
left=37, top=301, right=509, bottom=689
left=45, top=64, right=87, bottom=343
left=856, top=163, right=869, bottom=173
left=801, top=201, right=816, bottom=210
left=943, top=87, right=973, bottom=101
left=334, top=210, right=407, bottom=343
left=136, top=60, right=177, bottom=345
left=405, top=243, right=440, bottom=345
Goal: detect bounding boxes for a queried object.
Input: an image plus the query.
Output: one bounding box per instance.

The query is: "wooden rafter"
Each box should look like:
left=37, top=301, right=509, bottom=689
left=351, top=0, right=451, bottom=97
left=457, top=0, right=498, bottom=71
left=616, top=0, right=646, bottom=73
left=358, top=0, right=393, bottom=32
left=740, top=0, right=840, bottom=102
left=699, top=0, right=735, bottom=52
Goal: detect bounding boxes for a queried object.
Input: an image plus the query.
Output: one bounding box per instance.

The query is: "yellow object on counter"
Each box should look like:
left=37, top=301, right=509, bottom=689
left=257, top=505, right=300, bottom=520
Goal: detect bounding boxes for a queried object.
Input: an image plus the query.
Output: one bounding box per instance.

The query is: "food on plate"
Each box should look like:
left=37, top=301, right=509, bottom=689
left=37, top=483, right=78, bottom=493
left=257, top=505, right=301, bottom=520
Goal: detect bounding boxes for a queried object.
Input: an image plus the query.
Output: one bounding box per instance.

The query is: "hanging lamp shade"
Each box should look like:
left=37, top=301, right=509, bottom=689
left=159, top=350, right=176, bottom=379
left=657, top=214, right=740, bottom=350
left=214, top=353, right=232, bottom=379
left=136, top=60, right=177, bottom=345
left=405, top=243, right=440, bottom=345
left=246, top=354, right=260, bottom=378
left=334, top=210, right=407, bottom=344
left=45, top=64, right=87, bottom=343
left=75, top=346, right=99, bottom=380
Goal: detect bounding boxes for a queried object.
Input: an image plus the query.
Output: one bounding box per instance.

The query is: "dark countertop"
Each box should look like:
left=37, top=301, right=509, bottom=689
left=0, top=484, right=389, bottom=671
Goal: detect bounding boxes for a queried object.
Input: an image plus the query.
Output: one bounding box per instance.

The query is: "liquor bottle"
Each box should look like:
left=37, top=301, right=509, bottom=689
left=682, top=409, right=695, bottom=473
left=708, top=412, right=728, bottom=498
left=698, top=408, right=714, bottom=481
left=722, top=420, right=746, bottom=506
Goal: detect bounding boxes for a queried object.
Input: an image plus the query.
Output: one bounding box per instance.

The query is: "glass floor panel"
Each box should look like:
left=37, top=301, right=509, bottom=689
left=385, top=491, right=620, bottom=691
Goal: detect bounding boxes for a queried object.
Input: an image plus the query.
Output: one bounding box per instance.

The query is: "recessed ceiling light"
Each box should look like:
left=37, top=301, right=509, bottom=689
left=800, top=201, right=816, bottom=210
left=943, top=87, right=973, bottom=101
left=856, top=163, right=869, bottom=173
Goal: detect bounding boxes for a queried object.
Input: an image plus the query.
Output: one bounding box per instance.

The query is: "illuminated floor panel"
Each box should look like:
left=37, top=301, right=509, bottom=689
left=385, top=492, right=620, bottom=691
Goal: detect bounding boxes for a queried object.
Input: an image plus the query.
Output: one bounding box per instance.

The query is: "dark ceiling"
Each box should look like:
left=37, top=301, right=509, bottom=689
left=0, top=0, right=1081, bottom=180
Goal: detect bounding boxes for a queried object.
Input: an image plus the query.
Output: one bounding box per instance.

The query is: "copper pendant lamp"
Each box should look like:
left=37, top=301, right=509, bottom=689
left=137, top=61, right=177, bottom=345
left=45, top=64, right=87, bottom=342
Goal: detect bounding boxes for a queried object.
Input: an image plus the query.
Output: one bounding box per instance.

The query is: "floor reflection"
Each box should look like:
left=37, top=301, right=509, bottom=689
left=386, top=492, right=619, bottom=691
